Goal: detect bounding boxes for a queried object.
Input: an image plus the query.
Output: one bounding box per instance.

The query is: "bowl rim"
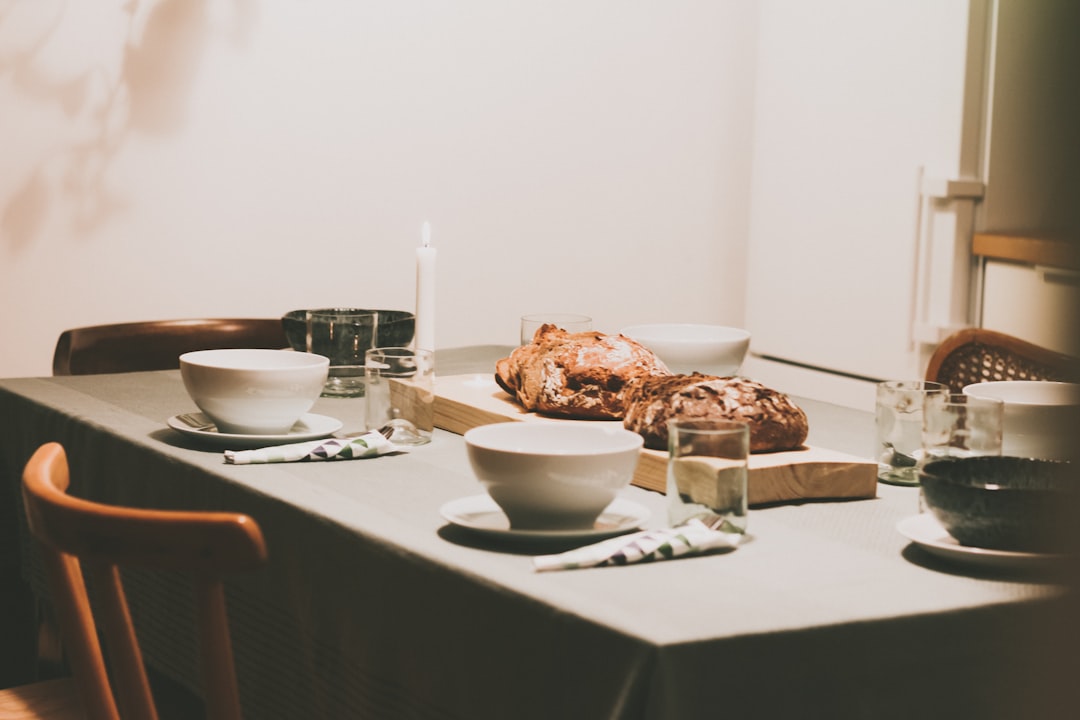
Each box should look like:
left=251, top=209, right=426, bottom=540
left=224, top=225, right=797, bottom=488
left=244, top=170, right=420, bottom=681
left=179, top=348, right=328, bottom=370
left=283, top=308, right=416, bottom=323
left=919, top=456, right=1075, bottom=495
left=464, top=423, right=644, bottom=455
left=962, top=380, right=1080, bottom=407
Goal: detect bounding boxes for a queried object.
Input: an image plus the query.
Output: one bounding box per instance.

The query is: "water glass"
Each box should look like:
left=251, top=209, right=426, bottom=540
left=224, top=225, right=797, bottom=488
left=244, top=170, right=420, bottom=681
left=667, top=419, right=749, bottom=534
left=922, top=393, right=1004, bottom=463
left=364, top=347, right=435, bottom=445
left=520, top=313, right=592, bottom=345
left=875, top=380, right=947, bottom=485
left=306, top=309, right=379, bottom=397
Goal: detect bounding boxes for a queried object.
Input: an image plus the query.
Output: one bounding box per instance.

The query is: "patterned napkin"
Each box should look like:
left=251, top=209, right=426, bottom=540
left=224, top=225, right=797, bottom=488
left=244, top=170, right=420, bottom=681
left=224, top=431, right=400, bottom=464
left=532, top=518, right=741, bottom=572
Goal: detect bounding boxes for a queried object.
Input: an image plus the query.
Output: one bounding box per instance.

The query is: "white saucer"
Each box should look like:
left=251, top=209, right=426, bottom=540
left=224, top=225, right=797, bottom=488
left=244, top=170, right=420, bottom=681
left=439, top=495, right=649, bottom=542
left=167, top=412, right=343, bottom=449
left=896, top=514, right=1069, bottom=571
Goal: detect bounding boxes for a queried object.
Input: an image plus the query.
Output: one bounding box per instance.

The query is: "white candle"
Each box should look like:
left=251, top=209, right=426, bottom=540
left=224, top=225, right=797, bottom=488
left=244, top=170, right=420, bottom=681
left=415, top=221, right=436, bottom=352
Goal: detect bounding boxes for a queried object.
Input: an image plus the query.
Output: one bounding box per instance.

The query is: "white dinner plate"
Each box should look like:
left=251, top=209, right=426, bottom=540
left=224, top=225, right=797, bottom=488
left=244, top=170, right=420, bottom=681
left=896, top=513, right=1070, bottom=571
left=166, top=412, right=343, bottom=449
left=440, top=495, right=649, bottom=542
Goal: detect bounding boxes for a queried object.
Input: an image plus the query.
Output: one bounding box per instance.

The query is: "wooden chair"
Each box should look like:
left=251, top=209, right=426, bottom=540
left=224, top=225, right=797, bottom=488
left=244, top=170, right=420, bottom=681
left=52, top=319, right=288, bottom=376
left=925, top=328, right=1080, bottom=393
left=0, top=443, right=267, bottom=720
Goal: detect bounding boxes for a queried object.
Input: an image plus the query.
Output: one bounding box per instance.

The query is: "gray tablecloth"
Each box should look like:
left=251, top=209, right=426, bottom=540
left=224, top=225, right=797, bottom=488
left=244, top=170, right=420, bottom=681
left=1, top=346, right=1077, bottom=719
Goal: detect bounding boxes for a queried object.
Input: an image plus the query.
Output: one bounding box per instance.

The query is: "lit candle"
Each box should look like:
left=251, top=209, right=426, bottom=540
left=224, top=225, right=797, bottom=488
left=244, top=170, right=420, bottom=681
left=415, top=221, right=436, bottom=352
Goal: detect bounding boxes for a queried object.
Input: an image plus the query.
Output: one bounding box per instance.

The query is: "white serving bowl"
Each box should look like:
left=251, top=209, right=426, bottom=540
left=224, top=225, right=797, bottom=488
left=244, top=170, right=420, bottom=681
left=963, top=381, right=1080, bottom=461
left=180, top=349, right=329, bottom=435
left=464, top=423, right=643, bottom=530
left=619, top=323, right=751, bottom=376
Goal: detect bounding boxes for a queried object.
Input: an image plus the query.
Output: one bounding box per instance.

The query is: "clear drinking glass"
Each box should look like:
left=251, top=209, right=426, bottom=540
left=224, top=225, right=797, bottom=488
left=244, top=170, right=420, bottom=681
left=875, top=380, right=948, bottom=485
left=667, top=419, right=749, bottom=534
left=520, top=313, right=592, bottom=345
left=364, top=347, right=435, bottom=445
left=921, top=393, right=1004, bottom=463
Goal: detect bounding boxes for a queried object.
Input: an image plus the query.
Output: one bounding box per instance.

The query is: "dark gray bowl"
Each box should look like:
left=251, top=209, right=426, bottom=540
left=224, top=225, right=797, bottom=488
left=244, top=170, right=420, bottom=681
left=281, top=309, right=416, bottom=353
left=919, top=456, right=1078, bottom=553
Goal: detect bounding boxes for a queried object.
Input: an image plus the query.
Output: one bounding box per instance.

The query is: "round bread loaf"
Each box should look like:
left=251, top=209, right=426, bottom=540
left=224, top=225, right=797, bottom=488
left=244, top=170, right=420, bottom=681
left=623, top=374, right=809, bottom=452
left=495, top=325, right=671, bottom=419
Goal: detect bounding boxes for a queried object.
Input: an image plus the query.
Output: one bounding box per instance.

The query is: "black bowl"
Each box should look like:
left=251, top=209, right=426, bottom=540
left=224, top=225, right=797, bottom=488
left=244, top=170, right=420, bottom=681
left=281, top=309, right=416, bottom=352
left=919, top=456, right=1079, bottom=553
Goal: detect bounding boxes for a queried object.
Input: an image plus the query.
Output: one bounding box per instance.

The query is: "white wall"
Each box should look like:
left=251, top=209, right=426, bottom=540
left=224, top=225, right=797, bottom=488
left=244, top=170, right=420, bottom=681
left=0, top=0, right=759, bottom=378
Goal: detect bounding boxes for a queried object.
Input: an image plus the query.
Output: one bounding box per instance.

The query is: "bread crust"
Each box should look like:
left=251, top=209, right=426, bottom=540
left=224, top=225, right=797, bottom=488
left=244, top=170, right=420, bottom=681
left=495, top=325, right=671, bottom=419
left=623, top=374, right=809, bottom=453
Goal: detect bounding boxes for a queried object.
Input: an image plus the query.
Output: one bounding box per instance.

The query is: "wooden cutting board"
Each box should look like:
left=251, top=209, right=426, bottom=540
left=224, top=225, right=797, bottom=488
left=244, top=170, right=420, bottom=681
left=434, top=374, right=877, bottom=506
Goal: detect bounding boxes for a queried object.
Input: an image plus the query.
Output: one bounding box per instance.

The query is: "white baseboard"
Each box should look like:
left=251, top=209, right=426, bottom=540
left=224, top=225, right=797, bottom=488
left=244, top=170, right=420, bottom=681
left=740, top=355, right=877, bottom=413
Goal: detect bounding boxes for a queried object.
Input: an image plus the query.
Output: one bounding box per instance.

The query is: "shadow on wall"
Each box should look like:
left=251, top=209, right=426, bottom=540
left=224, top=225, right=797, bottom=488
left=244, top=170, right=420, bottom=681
left=0, top=0, right=257, bottom=249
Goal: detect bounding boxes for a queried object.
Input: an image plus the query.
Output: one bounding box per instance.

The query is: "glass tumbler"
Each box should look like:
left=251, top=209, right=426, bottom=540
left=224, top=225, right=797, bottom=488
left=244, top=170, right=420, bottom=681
left=875, top=380, right=948, bottom=485
left=921, top=393, right=1004, bottom=463
left=364, top=347, right=435, bottom=445
left=667, top=419, right=749, bottom=535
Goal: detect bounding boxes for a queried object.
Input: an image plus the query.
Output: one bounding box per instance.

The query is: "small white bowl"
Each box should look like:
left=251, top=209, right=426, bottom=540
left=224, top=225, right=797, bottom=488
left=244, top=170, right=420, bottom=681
left=619, top=323, right=751, bottom=376
left=180, top=349, right=329, bottom=435
left=464, top=423, right=643, bottom=530
left=963, top=381, right=1080, bottom=461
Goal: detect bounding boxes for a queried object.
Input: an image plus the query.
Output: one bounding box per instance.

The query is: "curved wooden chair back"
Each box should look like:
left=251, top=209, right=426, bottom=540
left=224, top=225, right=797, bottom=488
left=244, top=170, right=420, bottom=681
left=925, top=328, right=1080, bottom=394
left=53, top=319, right=288, bottom=376
left=17, top=443, right=267, bottom=720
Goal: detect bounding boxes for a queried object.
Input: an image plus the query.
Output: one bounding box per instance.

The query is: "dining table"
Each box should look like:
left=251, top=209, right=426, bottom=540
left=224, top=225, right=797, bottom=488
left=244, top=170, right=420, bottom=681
left=1, top=345, right=1077, bottom=720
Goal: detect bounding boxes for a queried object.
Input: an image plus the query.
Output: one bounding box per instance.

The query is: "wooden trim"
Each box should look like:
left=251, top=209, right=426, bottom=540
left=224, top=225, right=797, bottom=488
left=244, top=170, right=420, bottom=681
left=973, top=233, right=1080, bottom=271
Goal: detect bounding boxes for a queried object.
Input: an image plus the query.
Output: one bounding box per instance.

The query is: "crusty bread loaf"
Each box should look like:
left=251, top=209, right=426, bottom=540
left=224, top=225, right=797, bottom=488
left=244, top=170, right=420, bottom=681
left=623, top=374, right=808, bottom=453
left=495, top=325, right=671, bottom=419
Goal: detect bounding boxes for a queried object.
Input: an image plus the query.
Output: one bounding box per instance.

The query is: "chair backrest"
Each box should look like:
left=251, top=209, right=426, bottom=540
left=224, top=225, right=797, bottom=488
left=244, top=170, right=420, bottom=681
left=53, top=318, right=288, bottom=376
left=21, top=443, right=267, bottom=720
left=925, top=328, right=1080, bottom=394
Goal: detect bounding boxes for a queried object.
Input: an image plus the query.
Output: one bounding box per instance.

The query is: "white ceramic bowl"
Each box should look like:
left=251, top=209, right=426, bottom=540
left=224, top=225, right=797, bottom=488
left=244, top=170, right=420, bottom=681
left=963, top=381, right=1080, bottom=461
left=180, top=349, right=329, bottom=435
left=619, top=323, right=751, bottom=376
left=464, top=423, right=643, bottom=530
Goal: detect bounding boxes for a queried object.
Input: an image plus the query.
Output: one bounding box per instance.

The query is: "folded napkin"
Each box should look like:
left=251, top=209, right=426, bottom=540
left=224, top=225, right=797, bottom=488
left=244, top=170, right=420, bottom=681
left=224, top=431, right=399, bottom=465
left=533, top=518, right=741, bottom=572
